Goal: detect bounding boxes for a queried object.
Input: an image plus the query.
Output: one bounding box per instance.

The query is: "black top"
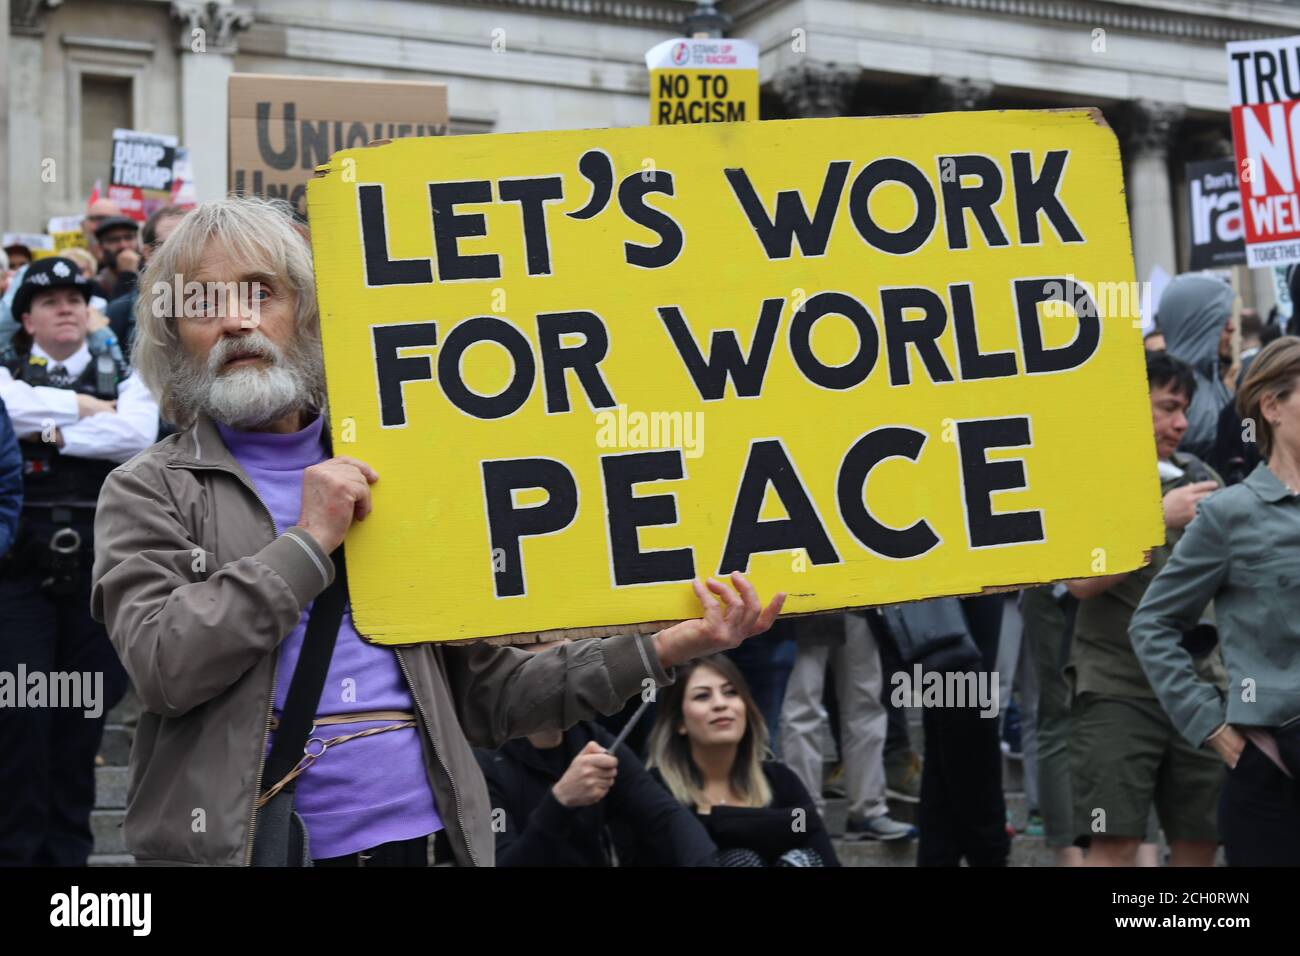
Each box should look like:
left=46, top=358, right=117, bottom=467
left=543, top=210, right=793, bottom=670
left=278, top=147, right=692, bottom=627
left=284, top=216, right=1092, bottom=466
left=475, top=721, right=718, bottom=867
left=649, top=761, right=840, bottom=866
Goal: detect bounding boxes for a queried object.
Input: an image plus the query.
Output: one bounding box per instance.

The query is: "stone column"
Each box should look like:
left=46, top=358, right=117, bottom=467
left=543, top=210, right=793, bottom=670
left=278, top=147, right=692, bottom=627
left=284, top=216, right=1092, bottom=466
left=1125, top=99, right=1184, bottom=282
left=7, top=0, right=61, bottom=231
left=772, top=62, right=858, bottom=118
left=171, top=1, right=253, bottom=202
left=0, top=0, right=10, bottom=232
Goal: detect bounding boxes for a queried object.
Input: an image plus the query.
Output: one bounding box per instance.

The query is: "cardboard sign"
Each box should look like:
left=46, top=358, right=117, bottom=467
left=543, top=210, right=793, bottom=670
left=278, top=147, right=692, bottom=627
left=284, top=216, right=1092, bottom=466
left=109, top=129, right=177, bottom=223
left=228, top=74, right=449, bottom=210
left=1186, top=159, right=1246, bottom=270
left=647, top=38, right=758, bottom=125
left=306, top=109, right=1163, bottom=645
left=1227, top=37, right=1300, bottom=267
left=2, top=232, right=53, bottom=252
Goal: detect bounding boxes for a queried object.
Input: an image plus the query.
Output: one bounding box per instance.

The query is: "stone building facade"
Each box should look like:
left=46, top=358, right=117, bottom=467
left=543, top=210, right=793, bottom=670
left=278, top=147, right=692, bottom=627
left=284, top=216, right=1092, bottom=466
left=4, top=0, right=1300, bottom=306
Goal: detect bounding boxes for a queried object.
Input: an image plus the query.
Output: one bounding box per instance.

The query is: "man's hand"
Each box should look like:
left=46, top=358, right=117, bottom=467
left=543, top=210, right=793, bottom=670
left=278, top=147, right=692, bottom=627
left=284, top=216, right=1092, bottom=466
left=652, top=572, right=785, bottom=670
left=76, top=394, right=117, bottom=418
left=296, top=456, right=379, bottom=553
left=1207, top=723, right=1247, bottom=768
left=552, top=741, right=617, bottom=808
left=1163, top=481, right=1217, bottom=531
left=115, top=248, right=141, bottom=274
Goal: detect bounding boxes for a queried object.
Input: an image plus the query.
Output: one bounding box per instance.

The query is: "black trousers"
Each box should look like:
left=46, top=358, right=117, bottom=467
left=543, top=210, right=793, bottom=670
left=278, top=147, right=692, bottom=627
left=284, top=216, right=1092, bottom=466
left=917, top=594, right=1010, bottom=867
left=1220, top=740, right=1300, bottom=866
left=0, top=565, right=128, bottom=866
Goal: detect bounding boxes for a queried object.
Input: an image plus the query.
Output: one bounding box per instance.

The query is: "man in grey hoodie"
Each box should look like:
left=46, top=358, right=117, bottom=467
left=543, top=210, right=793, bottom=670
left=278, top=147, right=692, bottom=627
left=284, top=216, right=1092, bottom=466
left=1154, top=274, right=1235, bottom=461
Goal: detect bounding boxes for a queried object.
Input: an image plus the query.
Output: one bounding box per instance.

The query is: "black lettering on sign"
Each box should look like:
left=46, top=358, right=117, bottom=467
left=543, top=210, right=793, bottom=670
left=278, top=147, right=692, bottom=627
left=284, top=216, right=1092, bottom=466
left=949, top=283, right=1017, bottom=380
left=1015, top=277, right=1100, bottom=374
left=498, top=176, right=564, bottom=276
left=428, top=180, right=502, bottom=281
left=568, top=149, right=614, bottom=220
left=372, top=321, right=438, bottom=427
left=300, top=119, right=330, bottom=171
left=718, top=439, right=841, bottom=574
left=723, top=162, right=850, bottom=260
left=880, top=286, right=954, bottom=387
left=1010, top=151, right=1083, bottom=245
left=437, top=316, right=536, bottom=419
left=346, top=122, right=369, bottom=149
left=482, top=458, right=579, bottom=597
left=256, top=102, right=295, bottom=170
left=657, top=298, right=782, bottom=400
left=955, top=416, right=1045, bottom=549
left=617, top=172, right=684, bottom=268
left=788, top=291, right=880, bottom=390
left=358, top=184, right=434, bottom=287
left=536, top=311, right=617, bottom=413
left=601, top=450, right=696, bottom=586
left=837, top=426, right=940, bottom=560
left=848, top=158, right=937, bottom=255
left=937, top=155, right=1010, bottom=250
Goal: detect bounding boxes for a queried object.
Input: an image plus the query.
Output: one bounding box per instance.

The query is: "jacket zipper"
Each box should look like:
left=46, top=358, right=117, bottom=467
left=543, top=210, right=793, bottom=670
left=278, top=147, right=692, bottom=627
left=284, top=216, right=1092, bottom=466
left=396, top=651, right=480, bottom=867
left=243, top=659, right=279, bottom=865
left=172, top=457, right=284, bottom=866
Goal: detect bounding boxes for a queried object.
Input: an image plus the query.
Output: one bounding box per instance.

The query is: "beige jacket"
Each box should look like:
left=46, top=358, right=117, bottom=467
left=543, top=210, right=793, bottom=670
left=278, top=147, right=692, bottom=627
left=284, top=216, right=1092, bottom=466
left=90, top=414, right=671, bottom=866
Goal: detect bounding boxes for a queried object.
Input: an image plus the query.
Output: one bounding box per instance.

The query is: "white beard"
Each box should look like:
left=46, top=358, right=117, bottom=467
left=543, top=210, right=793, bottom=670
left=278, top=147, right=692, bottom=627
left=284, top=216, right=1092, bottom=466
left=206, top=362, right=306, bottom=430
left=173, top=330, right=324, bottom=430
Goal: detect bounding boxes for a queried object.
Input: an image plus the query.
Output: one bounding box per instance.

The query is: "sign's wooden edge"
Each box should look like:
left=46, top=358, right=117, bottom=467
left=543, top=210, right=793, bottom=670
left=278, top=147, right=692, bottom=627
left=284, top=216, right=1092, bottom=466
left=409, top=554, right=1153, bottom=648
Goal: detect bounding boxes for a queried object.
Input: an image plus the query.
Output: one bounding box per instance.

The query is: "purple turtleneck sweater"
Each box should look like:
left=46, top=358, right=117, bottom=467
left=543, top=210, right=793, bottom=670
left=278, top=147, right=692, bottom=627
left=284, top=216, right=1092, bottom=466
left=217, top=415, right=442, bottom=859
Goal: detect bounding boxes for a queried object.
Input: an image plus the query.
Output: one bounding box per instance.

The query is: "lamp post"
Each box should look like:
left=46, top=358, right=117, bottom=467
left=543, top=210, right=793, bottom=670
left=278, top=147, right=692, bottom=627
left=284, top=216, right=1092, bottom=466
left=683, top=0, right=731, bottom=39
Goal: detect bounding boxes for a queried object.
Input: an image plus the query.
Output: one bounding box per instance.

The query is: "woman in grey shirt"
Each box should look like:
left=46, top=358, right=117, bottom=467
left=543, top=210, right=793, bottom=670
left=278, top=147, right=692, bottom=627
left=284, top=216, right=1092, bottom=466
left=1131, top=336, right=1300, bottom=866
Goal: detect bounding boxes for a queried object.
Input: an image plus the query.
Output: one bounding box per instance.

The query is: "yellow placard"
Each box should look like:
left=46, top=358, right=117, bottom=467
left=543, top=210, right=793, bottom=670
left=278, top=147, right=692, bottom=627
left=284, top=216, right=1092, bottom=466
left=52, top=230, right=88, bottom=252
left=650, top=69, right=759, bottom=125
left=646, top=37, right=759, bottom=125
left=307, top=110, right=1163, bottom=645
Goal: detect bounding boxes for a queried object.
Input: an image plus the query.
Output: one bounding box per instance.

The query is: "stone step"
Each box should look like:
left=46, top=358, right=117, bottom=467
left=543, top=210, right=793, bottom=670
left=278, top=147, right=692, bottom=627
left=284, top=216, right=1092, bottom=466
left=98, top=725, right=132, bottom=766
left=95, top=765, right=128, bottom=810
left=821, top=789, right=1029, bottom=837
left=91, top=809, right=126, bottom=856
left=834, top=832, right=1057, bottom=867
left=88, top=854, right=136, bottom=867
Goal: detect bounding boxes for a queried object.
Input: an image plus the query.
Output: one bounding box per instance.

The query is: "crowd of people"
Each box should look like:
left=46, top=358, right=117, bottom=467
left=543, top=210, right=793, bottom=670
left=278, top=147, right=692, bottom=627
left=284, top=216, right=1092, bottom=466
left=0, top=193, right=1297, bottom=868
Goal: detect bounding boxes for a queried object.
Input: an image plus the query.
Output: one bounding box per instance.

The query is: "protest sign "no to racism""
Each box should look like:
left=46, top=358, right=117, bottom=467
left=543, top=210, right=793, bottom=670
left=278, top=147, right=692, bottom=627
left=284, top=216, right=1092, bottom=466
left=307, top=110, right=1163, bottom=645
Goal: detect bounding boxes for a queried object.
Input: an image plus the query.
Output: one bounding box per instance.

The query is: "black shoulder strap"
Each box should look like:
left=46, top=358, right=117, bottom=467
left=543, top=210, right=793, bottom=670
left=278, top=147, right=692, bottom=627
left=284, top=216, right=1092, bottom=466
left=261, top=546, right=348, bottom=794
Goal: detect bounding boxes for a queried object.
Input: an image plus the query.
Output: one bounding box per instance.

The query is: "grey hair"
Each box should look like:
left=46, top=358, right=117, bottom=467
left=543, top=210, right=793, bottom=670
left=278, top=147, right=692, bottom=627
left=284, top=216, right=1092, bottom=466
left=133, top=196, right=322, bottom=427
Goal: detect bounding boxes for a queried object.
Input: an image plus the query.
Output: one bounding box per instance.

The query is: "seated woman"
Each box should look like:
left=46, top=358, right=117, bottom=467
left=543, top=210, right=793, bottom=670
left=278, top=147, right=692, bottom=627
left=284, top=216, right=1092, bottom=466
left=646, top=654, right=839, bottom=866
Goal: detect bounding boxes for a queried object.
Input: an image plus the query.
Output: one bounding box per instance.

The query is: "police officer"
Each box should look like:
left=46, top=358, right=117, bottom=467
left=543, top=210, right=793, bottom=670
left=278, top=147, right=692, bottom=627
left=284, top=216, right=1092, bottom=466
left=0, top=256, right=158, bottom=865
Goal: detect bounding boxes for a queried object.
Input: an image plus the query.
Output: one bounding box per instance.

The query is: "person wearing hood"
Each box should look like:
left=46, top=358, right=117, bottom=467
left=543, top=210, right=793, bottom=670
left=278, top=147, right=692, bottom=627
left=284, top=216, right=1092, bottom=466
left=1156, top=274, right=1235, bottom=461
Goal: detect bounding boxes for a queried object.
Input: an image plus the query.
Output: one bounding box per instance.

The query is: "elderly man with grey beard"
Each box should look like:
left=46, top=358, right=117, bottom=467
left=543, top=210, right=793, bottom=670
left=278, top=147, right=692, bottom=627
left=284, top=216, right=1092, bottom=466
left=89, top=197, right=785, bottom=867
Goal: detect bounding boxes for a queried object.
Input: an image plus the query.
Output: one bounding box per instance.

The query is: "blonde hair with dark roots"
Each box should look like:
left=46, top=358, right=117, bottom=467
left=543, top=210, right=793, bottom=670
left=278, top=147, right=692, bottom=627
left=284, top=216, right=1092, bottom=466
left=132, top=196, right=321, bottom=427
left=646, top=655, right=773, bottom=809
left=1236, top=335, right=1300, bottom=462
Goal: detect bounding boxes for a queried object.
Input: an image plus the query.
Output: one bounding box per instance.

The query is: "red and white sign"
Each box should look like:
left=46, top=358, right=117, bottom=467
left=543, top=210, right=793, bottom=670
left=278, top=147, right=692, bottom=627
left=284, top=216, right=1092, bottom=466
left=1228, top=36, right=1300, bottom=268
